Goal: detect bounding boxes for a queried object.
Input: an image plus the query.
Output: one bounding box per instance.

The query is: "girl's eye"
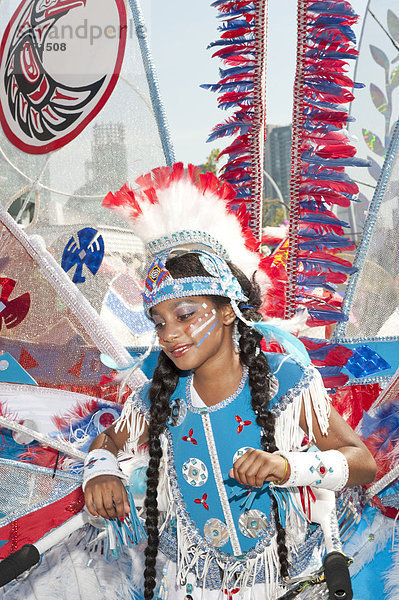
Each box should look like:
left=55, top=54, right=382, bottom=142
left=177, top=312, right=195, bottom=321
left=153, top=321, right=165, bottom=330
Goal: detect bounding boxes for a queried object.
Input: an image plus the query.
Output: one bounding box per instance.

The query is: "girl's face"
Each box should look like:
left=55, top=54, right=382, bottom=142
left=150, top=295, right=234, bottom=371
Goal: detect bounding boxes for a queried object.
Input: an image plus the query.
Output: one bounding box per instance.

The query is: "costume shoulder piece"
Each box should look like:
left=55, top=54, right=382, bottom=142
left=266, top=353, right=331, bottom=452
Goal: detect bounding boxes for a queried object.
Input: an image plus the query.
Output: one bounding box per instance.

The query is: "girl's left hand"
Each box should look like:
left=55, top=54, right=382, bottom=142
left=229, top=449, right=288, bottom=488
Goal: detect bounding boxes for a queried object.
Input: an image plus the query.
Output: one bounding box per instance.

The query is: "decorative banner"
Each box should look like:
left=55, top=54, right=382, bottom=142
left=0, top=0, right=127, bottom=154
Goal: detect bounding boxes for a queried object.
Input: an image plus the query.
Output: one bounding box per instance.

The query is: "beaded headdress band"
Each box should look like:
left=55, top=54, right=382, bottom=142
left=142, top=250, right=247, bottom=314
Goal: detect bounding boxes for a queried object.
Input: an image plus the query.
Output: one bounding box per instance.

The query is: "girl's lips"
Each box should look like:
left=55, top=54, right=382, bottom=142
left=170, top=344, right=192, bottom=357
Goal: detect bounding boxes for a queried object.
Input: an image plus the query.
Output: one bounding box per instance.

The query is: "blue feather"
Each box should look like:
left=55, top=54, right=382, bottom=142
left=308, top=1, right=358, bottom=17
left=301, top=213, right=349, bottom=227
left=307, top=309, right=347, bottom=322
left=300, top=257, right=357, bottom=275
left=207, top=121, right=251, bottom=142
left=302, top=165, right=358, bottom=182
left=207, top=37, right=255, bottom=49
left=297, top=274, right=336, bottom=291
left=306, top=49, right=357, bottom=60
left=218, top=19, right=251, bottom=31
left=217, top=7, right=255, bottom=18
left=308, top=26, right=356, bottom=44
left=301, top=150, right=370, bottom=168
left=201, top=81, right=254, bottom=93
left=219, top=65, right=255, bottom=78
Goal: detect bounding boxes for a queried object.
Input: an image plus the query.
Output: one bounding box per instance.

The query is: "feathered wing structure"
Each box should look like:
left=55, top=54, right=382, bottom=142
left=103, top=162, right=264, bottom=281
left=201, top=0, right=268, bottom=239
left=202, top=0, right=368, bottom=329
left=0, top=201, right=150, bottom=591
left=284, top=0, right=369, bottom=326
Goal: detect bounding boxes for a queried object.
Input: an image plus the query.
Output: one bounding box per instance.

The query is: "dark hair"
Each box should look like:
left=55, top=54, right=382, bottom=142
left=143, top=253, right=289, bottom=599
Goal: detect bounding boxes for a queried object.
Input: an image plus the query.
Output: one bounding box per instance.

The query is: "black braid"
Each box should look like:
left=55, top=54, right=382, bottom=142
left=144, top=352, right=179, bottom=600
left=232, top=267, right=290, bottom=580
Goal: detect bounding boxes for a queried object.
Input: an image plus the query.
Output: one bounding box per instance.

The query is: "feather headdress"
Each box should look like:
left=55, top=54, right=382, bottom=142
left=103, top=163, right=311, bottom=367
left=103, top=162, right=261, bottom=281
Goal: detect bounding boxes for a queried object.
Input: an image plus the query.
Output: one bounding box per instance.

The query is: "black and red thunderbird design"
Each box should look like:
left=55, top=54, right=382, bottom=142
left=3, top=0, right=105, bottom=145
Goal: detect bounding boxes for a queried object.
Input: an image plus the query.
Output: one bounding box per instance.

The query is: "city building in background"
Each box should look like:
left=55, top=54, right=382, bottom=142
left=263, top=124, right=292, bottom=226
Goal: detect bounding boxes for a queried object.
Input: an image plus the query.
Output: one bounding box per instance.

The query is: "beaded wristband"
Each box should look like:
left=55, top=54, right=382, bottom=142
left=273, top=449, right=349, bottom=492
left=83, top=449, right=127, bottom=493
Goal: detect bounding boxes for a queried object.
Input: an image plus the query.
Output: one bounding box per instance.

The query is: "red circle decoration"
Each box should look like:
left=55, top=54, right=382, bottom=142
left=98, top=411, right=115, bottom=429
left=0, top=0, right=127, bottom=154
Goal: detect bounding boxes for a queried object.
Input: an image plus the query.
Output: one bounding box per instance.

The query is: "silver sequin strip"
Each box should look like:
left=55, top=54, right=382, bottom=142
left=201, top=413, right=242, bottom=556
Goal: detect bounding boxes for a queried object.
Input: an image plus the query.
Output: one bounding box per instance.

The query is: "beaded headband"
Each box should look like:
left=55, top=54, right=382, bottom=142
left=142, top=250, right=247, bottom=314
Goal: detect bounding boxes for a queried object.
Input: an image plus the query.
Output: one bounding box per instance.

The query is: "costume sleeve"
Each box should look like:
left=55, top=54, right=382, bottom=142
left=274, top=365, right=331, bottom=452
left=114, top=382, right=151, bottom=453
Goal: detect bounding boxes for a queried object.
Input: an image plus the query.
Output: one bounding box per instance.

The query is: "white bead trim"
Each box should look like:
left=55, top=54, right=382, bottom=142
left=201, top=413, right=242, bottom=556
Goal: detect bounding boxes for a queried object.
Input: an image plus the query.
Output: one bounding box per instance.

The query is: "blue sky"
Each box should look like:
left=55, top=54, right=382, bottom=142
left=141, top=0, right=366, bottom=165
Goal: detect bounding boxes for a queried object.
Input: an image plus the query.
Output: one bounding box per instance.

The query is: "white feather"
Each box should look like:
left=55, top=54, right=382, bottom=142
left=344, top=511, right=393, bottom=576
left=265, top=310, right=309, bottom=332
left=132, top=179, right=260, bottom=279
left=1, top=526, right=145, bottom=600
left=384, top=540, right=399, bottom=600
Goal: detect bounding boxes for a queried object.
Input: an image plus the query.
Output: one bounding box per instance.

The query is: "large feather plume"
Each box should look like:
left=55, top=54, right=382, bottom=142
left=104, top=162, right=263, bottom=281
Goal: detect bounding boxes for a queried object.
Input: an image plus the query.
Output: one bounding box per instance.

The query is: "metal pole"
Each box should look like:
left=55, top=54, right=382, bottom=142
left=128, top=0, right=176, bottom=166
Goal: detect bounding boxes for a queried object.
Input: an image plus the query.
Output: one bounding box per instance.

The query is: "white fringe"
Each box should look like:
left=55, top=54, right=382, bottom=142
left=175, top=515, right=280, bottom=598
left=114, top=394, right=147, bottom=454
left=274, top=367, right=331, bottom=451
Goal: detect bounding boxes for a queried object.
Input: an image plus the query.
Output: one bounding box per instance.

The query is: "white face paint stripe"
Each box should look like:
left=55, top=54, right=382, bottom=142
left=195, top=321, right=217, bottom=347
left=190, top=313, right=216, bottom=338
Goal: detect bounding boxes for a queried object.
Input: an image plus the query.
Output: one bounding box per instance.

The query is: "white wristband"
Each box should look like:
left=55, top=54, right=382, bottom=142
left=274, top=449, right=349, bottom=492
left=83, top=449, right=127, bottom=492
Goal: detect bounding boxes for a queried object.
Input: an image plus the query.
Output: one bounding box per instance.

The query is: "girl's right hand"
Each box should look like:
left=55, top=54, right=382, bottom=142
left=84, top=475, right=130, bottom=520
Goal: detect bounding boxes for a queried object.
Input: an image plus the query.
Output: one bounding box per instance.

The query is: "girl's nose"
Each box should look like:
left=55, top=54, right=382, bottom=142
left=159, top=322, right=180, bottom=343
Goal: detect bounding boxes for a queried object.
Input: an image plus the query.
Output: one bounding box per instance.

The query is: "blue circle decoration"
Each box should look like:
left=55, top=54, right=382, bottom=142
left=182, top=458, right=208, bottom=487
left=203, top=518, right=229, bottom=547
left=233, top=447, right=252, bottom=464
left=61, top=227, right=105, bottom=284
left=168, top=398, right=187, bottom=427
left=238, top=509, right=268, bottom=538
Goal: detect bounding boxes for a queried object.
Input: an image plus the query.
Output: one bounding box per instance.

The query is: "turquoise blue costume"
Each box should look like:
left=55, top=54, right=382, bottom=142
left=120, top=352, right=332, bottom=594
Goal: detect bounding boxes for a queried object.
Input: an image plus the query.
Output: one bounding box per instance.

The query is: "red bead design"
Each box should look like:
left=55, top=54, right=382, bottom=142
left=319, top=466, right=326, bottom=474
left=224, top=588, right=240, bottom=600
left=194, top=493, right=209, bottom=511
left=182, top=428, right=198, bottom=445
left=235, top=415, right=252, bottom=434
left=10, top=520, right=18, bottom=552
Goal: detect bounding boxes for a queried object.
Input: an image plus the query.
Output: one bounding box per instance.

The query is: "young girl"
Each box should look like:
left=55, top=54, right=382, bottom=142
left=84, top=166, right=376, bottom=600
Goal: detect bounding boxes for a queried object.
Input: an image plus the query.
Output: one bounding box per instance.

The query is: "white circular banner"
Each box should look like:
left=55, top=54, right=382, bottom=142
left=0, top=0, right=127, bottom=154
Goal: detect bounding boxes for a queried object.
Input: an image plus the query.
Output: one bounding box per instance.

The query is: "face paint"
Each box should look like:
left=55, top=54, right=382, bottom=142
left=152, top=301, right=203, bottom=347
left=185, top=302, right=218, bottom=347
